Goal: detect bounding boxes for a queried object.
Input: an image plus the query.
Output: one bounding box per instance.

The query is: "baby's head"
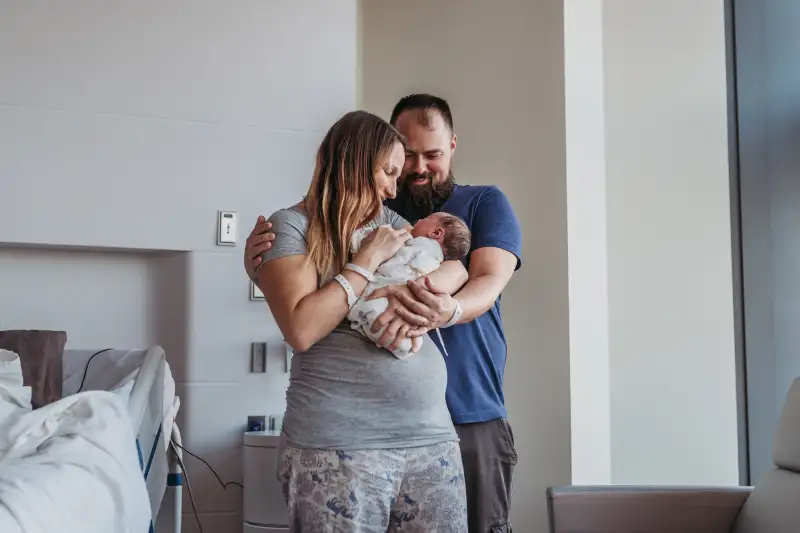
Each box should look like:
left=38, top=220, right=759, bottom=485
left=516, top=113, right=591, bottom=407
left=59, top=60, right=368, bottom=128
left=411, top=212, right=471, bottom=260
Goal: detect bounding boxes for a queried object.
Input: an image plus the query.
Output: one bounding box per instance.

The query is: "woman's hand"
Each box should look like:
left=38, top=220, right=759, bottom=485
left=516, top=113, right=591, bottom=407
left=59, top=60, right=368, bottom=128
left=403, top=278, right=459, bottom=332
left=369, top=278, right=458, bottom=335
left=377, top=312, right=428, bottom=352
left=352, top=225, right=410, bottom=272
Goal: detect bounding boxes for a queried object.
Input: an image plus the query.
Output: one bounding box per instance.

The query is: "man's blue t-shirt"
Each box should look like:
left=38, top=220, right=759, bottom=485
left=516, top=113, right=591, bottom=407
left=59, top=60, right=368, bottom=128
left=385, top=184, right=522, bottom=424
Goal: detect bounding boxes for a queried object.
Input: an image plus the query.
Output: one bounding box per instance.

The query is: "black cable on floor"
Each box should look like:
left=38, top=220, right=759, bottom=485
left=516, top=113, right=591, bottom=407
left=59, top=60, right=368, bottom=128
left=169, top=438, right=245, bottom=533
left=170, top=438, right=244, bottom=490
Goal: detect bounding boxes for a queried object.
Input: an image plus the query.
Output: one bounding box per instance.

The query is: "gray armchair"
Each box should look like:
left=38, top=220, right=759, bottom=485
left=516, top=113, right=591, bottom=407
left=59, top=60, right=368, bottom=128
left=547, top=378, right=800, bottom=533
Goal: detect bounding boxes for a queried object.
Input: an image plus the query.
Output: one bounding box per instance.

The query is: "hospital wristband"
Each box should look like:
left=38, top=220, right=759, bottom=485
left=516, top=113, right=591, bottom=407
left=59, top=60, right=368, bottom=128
left=344, top=262, right=375, bottom=282
left=334, top=274, right=357, bottom=309
left=441, top=299, right=463, bottom=328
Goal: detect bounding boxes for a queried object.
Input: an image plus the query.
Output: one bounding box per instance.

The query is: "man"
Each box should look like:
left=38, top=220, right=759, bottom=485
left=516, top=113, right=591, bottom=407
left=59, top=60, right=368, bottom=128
left=244, top=94, right=522, bottom=533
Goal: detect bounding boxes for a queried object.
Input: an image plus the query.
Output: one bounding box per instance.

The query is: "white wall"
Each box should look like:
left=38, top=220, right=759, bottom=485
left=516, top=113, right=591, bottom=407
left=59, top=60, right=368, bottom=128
left=0, top=247, right=154, bottom=347
left=0, top=1, right=357, bottom=531
left=360, top=0, right=571, bottom=530
left=0, top=0, right=353, bottom=251
left=566, top=0, right=740, bottom=485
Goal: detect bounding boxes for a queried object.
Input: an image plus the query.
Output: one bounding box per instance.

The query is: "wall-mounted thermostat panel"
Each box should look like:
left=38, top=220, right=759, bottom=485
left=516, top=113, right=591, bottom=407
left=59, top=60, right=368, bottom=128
left=217, top=210, right=238, bottom=246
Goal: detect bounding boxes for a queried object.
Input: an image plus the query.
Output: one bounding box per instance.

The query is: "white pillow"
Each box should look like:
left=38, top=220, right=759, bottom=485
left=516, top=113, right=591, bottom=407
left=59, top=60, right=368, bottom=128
left=0, top=349, right=33, bottom=419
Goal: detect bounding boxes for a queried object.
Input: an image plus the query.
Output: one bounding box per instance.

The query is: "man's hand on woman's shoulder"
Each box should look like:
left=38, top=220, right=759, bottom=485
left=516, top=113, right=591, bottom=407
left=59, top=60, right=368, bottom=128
left=245, top=215, right=274, bottom=281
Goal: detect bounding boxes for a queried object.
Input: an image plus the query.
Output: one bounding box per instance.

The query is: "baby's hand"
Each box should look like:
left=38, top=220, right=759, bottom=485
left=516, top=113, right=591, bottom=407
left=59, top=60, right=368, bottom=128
left=411, top=336, right=423, bottom=354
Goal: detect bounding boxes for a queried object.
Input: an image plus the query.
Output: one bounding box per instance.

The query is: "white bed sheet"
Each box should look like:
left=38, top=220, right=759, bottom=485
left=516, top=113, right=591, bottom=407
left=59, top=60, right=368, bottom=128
left=0, top=350, right=151, bottom=533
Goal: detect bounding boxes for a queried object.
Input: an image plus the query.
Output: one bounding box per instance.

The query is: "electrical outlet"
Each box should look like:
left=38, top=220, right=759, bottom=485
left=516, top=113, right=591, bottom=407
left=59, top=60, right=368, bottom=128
left=250, top=342, right=267, bottom=373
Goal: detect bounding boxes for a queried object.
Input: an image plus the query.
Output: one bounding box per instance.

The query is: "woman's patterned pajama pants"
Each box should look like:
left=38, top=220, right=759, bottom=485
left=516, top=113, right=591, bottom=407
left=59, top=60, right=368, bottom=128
left=278, top=441, right=468, bottom=532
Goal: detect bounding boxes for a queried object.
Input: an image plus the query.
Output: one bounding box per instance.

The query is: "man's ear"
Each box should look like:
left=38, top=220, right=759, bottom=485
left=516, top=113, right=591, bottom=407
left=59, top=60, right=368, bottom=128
left=451, top=134, right=457, bottom=155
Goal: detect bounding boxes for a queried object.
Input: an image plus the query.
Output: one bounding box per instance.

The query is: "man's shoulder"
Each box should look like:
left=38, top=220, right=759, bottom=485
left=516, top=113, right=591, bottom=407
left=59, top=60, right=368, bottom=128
left=450, top=184, right=506, bottom=203
left=447, top=185, right=515, bottom=218
left=453, top=184, right=522, bottom=263
left=471, top=184, right=508, bottom=201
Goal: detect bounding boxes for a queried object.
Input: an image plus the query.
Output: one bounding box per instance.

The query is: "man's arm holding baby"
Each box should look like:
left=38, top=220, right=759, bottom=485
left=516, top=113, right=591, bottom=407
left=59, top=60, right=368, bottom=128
left=404, top=248, right=516, bottom=326
left=380, top=187, right=522, bottom=334
left=368, top=259, right=467, bottom=349
left=373, top=248, right=514, bottom=340
left=423, top=260, right=470, bottom=292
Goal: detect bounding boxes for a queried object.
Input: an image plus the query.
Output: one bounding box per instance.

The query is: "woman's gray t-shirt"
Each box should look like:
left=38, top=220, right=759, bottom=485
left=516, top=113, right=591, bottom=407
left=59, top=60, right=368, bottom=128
left=260, top=204, right=456, bottom=450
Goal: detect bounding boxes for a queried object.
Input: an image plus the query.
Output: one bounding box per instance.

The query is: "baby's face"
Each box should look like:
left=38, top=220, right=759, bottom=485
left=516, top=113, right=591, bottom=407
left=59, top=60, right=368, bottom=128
left=411, top=213, right=446, bottom=242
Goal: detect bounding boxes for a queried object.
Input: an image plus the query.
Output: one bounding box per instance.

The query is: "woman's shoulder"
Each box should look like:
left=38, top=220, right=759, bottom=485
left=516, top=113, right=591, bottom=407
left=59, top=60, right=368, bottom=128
left=268, top=204, right=309, bottom=233
left=379, top=204, right=399, bottom=220
left=262, top=204, right=310, bottom=260
left=378, top=204, right=409, bottom=229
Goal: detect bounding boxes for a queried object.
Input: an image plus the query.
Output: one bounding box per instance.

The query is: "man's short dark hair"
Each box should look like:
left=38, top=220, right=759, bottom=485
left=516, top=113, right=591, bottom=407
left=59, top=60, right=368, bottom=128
left=390, top=94, right=454, bottom=131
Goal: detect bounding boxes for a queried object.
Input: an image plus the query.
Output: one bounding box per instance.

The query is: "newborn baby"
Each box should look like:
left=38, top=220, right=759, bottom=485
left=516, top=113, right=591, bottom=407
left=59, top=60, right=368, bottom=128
left=348, top=212, right=471, bottom=360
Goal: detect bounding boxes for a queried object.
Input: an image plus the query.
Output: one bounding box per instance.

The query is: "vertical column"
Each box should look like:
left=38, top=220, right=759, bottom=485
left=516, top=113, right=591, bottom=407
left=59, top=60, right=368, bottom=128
left=564, top=0, right=612, bottom=485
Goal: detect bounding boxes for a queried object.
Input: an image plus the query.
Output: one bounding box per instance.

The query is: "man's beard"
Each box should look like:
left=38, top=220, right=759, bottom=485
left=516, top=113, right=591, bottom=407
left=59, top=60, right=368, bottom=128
left=396, top=172, right=456, bottom=222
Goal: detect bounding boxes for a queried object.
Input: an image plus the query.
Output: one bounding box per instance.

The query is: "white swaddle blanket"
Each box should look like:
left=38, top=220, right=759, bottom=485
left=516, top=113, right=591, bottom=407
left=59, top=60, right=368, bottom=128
left=0, top=350, right=151, bottom=533
left=347, top=231, right=449, bottom=359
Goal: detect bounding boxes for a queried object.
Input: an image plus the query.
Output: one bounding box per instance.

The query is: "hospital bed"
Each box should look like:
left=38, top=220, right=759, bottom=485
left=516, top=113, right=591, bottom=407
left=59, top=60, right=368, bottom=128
left=62, top=346, right=184, bottom=533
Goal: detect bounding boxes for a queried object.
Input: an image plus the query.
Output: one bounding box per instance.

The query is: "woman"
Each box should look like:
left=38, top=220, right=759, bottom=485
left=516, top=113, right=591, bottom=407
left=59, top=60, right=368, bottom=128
left=256, top=110, right=469, bottom=532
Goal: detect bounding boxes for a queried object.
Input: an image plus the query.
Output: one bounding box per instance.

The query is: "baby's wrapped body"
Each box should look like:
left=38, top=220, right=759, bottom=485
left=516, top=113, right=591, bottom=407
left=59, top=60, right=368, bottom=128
left=348, top=212, right=471, bottom=359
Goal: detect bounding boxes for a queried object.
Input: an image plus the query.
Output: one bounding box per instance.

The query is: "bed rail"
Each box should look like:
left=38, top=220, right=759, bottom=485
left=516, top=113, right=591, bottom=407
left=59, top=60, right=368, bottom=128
left=126, top=346, right=165, bottom=440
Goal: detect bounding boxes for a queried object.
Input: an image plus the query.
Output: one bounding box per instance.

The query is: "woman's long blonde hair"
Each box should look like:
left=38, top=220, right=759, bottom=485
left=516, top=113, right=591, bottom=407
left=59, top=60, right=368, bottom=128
left=304, top=110, right=404, bottom=280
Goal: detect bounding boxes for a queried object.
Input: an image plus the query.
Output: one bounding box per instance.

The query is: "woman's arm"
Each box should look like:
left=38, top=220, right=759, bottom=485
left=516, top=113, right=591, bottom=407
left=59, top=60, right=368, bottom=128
left=257, top=255, right=375, bottom=353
